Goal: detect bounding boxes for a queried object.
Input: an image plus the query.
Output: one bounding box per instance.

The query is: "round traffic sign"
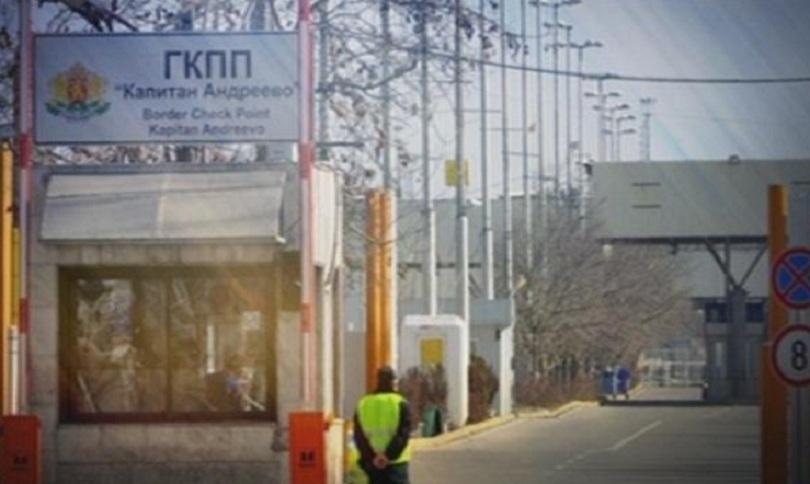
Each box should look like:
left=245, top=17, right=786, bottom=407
left=771, top=247, right=810, bottom=310
left=771, top=324, right=810, bottom=387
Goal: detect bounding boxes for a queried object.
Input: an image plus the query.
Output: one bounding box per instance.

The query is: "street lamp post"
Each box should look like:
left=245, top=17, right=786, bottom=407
left=640, top=97, right=656, bottom=161
left=585, top=86, right=618, bottom=162
left=615, top=114, right=636, bottom=161
left=556, top=40, right=602, bottom=201
left=597, top=103, right=629, bottom=161
left=542, top=0, right=579, bottom=201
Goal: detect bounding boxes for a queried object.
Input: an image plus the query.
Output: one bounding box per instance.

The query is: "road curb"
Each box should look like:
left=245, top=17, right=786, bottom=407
left=412, top=400, right=596, bottom=451
left=411, top=414, right=517, bottom=451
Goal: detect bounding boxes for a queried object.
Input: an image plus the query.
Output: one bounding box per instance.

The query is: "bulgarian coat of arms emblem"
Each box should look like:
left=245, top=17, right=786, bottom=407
left=46, top=63, right=111, bottom=121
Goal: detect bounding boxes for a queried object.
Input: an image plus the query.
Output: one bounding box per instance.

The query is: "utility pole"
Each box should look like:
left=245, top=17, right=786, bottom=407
left=381, top=0, right=392, bottom=191
left=640, top=97, right=656, bottom=161
left=614, top=113, right=635, bottom=161
left=253, top=0, right=271, bottom=163
left=380, top=0, right=397, bottom=367
left=500, top=0, right=514, bottom=295
left=533, top=0, right=546, bottom=276
left=545, top=0, right=579, bottom=201
left=562, top=25, right=572, bottom=201
left=569, top=41, right=601, bottom=194
left=479, top=0, right=494, bottom=300
left=521, top=0, right=532, bottom=271
left=316, top=0, right=330, bottom=161
left=454, top=0, right=470, bottom=323
left=421, top=1, right=437, bottom=314
left=175, top=5, right=195, bottom=163
left=551, top=11, right=560, bottom=199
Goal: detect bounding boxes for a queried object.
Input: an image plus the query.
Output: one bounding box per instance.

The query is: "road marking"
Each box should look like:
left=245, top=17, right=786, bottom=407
left=702, top=407, right=731, bottom=419
left=554, top=420, right=663, bottom=471
left=609, top=420, right=662, bottom=451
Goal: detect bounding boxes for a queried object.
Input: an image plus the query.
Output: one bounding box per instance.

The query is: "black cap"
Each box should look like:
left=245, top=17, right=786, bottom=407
left=377, top=366, right=397, bottom=391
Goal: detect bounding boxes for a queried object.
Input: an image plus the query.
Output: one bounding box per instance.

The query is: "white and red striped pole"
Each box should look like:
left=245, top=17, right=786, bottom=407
left=297, top=0, right=317, bottom=409
left=17, top=0, right=35, bottom=416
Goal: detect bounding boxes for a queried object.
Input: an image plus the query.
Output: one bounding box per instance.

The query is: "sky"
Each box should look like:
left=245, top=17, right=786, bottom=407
left=5, top=1, right=810, bottom=200
left=417, top=0, right=810, bottom=200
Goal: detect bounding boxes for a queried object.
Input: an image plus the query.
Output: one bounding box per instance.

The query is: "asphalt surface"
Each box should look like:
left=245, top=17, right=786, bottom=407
left=411, top=387, right=759, bottom=484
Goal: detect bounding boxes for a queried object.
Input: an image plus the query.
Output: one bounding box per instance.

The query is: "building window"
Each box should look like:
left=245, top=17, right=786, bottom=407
left=713, top=341, right=726, bottom=378
left=704, top=302, right=727, bottom=323
left=745, top=302, right=765, bottom=323
left=60, top=266, right=276, bottom=422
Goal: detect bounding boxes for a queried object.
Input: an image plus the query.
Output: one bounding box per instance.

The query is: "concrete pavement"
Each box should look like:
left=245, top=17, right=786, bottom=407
left=411, top=387, right=759, bottom=484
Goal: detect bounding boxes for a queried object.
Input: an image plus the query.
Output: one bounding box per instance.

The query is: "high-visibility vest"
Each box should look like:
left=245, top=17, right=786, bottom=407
left=356, top=392, right=412, bottom=464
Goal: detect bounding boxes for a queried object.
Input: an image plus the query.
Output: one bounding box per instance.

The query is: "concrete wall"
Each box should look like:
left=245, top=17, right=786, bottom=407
left=471, top=325, right=513, bottom=415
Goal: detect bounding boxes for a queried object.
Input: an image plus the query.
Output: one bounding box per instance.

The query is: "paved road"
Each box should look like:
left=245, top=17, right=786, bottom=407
left=411, top=387, right=759, bottom=484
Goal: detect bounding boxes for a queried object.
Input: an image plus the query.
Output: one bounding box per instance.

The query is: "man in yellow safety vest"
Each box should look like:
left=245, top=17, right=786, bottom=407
left=353, top=366, right=412, bottom=484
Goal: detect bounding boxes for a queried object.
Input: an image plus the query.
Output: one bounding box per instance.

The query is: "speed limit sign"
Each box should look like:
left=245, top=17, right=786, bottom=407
left=771, top=324, right=810, bottom=386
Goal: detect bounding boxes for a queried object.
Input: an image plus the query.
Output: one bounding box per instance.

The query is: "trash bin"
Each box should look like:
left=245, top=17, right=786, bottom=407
left=421, top=405, right=444, bottom=437
left=600, top=368, right=616, bottom=400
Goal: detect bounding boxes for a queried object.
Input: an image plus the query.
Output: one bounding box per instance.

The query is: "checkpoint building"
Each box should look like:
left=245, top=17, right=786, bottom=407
left=26, top=162, right=345, bottom=484
left=592, top=158, right=810, bottom=402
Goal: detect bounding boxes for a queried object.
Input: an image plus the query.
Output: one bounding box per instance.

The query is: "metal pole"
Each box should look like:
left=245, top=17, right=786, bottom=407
left=501, top=0, right=514, bottom=295
left=640, top=97, right=655, bottom=161
left=552, top=6, right=560, bottom=200
left=576, top=47, right=584, bottom=196
left=18, top=0, right=34, bottom=414
left=521, top=0, right=532, bottom=270
left=421, top=1, right=437, bottom=314
left=596, top=79, right=606, bottom=163
left=480, top=0, right=494, bottom=300
left=316, top=0, right=330, bottom=161
left=297, top=0, right=317, bottom=408
left=611, top=113, right=617, bottom=161
left=455, top=0, right=470, bottom=323
left=564, top=27, right=572, bottom=199
left=535, top=0, right=547, bottom=277
left=381, top=0, right=398, bottom=367
left=382, top=0, right=392, bottom=190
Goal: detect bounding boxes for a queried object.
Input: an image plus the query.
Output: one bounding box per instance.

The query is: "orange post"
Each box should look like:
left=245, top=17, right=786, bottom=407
left=366, top=190, right=382, bottom=391
left=365, top=189, right=394, bottom=391
left=379, top=191, right=392, bottom=368
left=1, top=143, right=12, bottom=414
left=289, top=412, right=327, bottom=484
left=762, top=185, right=788, bottom=484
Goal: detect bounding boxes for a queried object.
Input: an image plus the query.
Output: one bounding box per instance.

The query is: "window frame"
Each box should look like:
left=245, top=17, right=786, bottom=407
left=58, top=264, right=278, bottom=424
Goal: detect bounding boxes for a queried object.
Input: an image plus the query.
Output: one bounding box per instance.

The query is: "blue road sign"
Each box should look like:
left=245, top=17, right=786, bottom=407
left=772, top=247, right=810, bottom=310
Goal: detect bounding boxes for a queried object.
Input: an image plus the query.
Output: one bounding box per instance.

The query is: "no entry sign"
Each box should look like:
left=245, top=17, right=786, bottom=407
left=771, top=324, right=810, bottom=386
left=771, top=246, right=810, bottom=310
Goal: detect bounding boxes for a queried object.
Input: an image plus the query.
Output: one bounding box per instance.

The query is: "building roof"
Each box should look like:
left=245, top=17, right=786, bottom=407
left=592, top=159, right=810, bottom=244
left=40, top=165, right=288, bottom=243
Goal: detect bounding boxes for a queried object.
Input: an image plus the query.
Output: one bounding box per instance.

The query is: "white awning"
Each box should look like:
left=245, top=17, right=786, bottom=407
left=41, top=169, right=287, bottom=243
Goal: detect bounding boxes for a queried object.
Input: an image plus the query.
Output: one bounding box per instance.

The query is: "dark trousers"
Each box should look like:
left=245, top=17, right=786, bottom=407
left=362, top=462, right=410, bottom=484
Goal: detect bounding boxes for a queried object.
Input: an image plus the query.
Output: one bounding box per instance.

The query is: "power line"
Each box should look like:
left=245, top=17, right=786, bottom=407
left=417, top=47, right=810, bottom=85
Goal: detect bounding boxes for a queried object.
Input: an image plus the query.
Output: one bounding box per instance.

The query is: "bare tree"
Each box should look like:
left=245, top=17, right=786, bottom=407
left=512, top=204, right=692, bottom=395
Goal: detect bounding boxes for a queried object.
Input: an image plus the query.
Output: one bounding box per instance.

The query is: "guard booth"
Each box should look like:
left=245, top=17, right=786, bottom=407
left=26, top=162, right=344, bottom=484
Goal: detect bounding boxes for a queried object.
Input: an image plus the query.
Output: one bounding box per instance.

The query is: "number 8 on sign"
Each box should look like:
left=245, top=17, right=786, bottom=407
left=772, top=325, right=810, bottom=386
